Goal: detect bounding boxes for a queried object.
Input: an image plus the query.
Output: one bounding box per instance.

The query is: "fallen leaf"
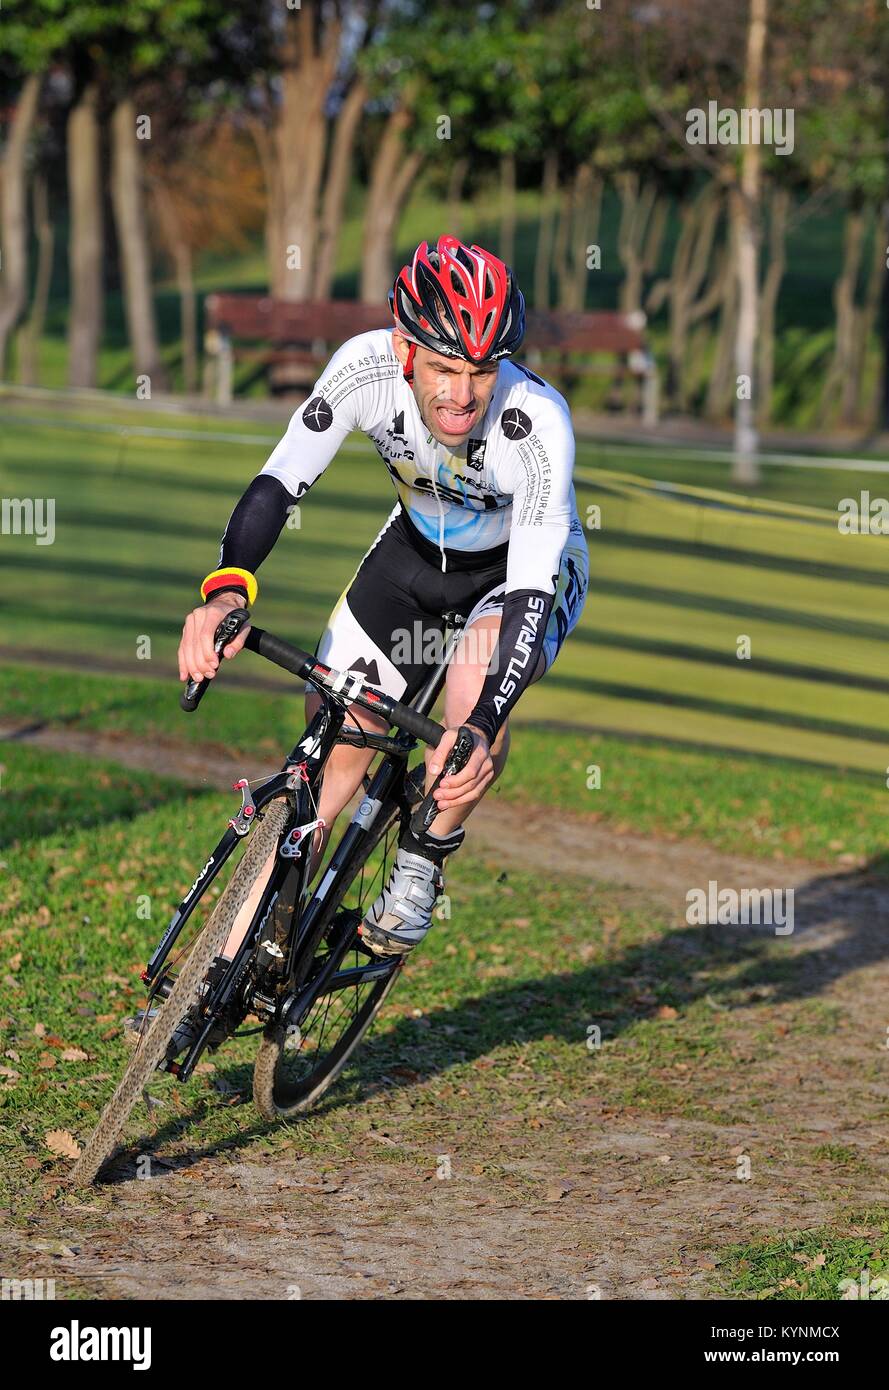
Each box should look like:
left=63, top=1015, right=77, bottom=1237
left=31, top=1239, right=78, bottom=1258
left=60, top=1048, right=89, bottom=1063
left=45, top=1129, right=82, bottom=1160
left=37, top=1051, right=57, bottom=1069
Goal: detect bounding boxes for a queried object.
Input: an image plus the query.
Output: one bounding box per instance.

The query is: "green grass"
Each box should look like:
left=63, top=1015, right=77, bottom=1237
left=0, top=740, right=867, bottom=1213
left=576, top=436, right=889, bottom=504
left=3, top=400, right=889, bottom=773
left=0, top=745, right=187, bottom=846
left=716, top=1214, right=889, bottom=1300
left=2, top=663, right=888, bottom=865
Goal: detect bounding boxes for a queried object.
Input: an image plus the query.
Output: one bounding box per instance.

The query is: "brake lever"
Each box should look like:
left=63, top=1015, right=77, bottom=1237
left=180, top=606, right=251, bottom=712
left=409, top=725, right=476, bottom=837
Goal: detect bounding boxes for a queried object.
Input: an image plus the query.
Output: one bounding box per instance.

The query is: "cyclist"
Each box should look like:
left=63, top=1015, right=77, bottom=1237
left=179, top=235, right=588, bottom=958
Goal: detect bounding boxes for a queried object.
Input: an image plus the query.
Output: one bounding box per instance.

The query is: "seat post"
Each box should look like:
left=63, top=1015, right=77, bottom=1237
left=409, top=610, right=466, bottom=718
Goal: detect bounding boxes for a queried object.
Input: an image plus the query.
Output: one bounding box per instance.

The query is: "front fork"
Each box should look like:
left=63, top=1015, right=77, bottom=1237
left=143, top=702, right=341, bottom=992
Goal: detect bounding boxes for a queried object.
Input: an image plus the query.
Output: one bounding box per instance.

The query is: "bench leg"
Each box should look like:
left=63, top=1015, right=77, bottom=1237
left=642, top=363, right=659, bottom=426
left=216, top=331, right=233, bottom=407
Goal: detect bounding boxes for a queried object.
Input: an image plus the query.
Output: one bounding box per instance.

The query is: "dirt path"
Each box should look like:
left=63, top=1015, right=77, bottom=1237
left=4, top=722, right=888, bottom=1300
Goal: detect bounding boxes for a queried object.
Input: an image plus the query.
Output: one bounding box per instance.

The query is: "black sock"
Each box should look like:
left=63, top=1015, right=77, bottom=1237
left=399, top=823, right=465, bottom=865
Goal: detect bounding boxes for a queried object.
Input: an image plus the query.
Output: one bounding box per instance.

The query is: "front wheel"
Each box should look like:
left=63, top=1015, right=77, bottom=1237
left=68, top=798, right=292, bottom=1185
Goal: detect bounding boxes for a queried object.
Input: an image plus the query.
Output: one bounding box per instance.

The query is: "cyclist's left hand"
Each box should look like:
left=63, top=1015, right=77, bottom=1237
left=429, top=726, right=493, bottom=810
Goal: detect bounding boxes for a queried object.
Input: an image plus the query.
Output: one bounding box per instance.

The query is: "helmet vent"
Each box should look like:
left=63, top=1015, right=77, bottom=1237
left=391, top=237, right=525, bottom=362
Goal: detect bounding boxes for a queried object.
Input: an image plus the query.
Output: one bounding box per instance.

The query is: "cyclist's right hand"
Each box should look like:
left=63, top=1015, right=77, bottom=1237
left=178, top=593, right=251, bottom=683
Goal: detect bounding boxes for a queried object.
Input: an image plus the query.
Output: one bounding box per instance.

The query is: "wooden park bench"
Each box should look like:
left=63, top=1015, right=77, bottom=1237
left=203, top=293, right=658, bottom=422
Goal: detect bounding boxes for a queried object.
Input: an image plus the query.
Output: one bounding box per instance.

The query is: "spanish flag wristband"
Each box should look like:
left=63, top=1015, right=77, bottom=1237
left=201, top=568, right=258, bottom=606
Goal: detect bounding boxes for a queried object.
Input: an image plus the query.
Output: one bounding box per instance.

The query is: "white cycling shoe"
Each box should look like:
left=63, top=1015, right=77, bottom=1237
left=359, top=826, right=464, bottom=957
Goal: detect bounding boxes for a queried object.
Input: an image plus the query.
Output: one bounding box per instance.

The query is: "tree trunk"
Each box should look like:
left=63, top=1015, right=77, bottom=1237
left=848, top=206, right=884, bottom=426
left=17, top=171, right=54, bottom=386
left=756, top=183, right=789, bottom=427
left=731, top=0, right=767, bottom=483
left=871, top=202, right=889, bottom=429
left=0, top=73, right=41, bottom=378
left=558, top=164, right=601, bottom=312
left=647, top=185, right=723, bottom=411
left=819, top=205, right=865, bottom=426
left=110, top=97, right=167, bottom=389
left=553, top=179, right=572, bottom=310
left=245, top=110, right=278, bottom=288
left=360, top=94, right=421, bottom=304
left=150, top=179, right=197, bottom=393
left=616, top=172, right=663, bottom=315
left=879, top=198, right=889, bottom=430
left=499, top=153, right=517, bottom=266
left=313, top=77, right=367, bottom=298
left=554, top=163, right=606, bottom=311
left=533, top=150, right=559, bottom=310
left=67, top=81, right=104, bottom=388
left=706, top=223, right=739, bottom=420
left=271, top=6, right=342, bottom=301
left=446, top=157, right=470, bottom=236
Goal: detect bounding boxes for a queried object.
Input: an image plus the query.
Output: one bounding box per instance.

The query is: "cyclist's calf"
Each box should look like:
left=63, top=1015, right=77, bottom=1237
left=304, top=688, right=388, bottom=877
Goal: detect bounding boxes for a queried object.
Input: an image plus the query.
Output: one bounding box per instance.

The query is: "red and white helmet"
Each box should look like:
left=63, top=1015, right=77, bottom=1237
left=389, top=235, right=525, bottom=364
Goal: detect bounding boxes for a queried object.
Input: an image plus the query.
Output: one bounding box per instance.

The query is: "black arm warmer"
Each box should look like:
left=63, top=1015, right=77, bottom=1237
left=212, top=475, right=299, bottom=596
left=466, top=588, right=553, bottom=746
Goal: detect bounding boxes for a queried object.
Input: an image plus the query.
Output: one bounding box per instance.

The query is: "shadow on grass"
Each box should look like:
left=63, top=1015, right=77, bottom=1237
left=0, top=766, right=215, bottom=850
left=110, top=852, right=889, bottom=1178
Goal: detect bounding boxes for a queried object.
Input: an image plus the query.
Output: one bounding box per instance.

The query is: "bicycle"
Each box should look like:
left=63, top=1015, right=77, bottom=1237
left=69, top=607, right=474, bottom=1186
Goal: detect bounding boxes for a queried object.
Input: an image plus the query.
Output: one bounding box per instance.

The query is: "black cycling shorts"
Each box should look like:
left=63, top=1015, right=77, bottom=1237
left=314, top=504, right=588, bottom=703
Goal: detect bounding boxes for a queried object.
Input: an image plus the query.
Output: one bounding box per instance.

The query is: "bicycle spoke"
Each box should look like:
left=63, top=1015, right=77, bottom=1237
left=257, top=778, right=411, bottom=1115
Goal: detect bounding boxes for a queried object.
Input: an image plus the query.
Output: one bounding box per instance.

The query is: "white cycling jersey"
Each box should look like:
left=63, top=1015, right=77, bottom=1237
left=260, top=328, right=582, bottom=598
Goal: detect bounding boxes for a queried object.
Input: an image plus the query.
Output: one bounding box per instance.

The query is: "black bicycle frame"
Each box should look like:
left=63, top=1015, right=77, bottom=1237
left=143, top=611, right=467, bottom=1083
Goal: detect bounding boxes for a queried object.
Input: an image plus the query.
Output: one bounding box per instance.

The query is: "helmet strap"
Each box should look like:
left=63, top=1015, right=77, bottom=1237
left=403, top=341, right=417, bottom=385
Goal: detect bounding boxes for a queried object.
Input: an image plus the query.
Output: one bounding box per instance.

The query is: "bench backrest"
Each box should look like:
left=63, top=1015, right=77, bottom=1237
left=205, top=294, right=647, bottom=358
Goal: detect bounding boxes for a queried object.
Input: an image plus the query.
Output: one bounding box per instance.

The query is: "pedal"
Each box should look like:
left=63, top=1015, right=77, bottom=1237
left=123, top=1011, right=157, bottom=1048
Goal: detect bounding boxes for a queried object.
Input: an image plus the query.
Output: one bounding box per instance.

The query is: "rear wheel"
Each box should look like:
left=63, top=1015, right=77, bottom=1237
left=253, top=782, right=414, bottom=1120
